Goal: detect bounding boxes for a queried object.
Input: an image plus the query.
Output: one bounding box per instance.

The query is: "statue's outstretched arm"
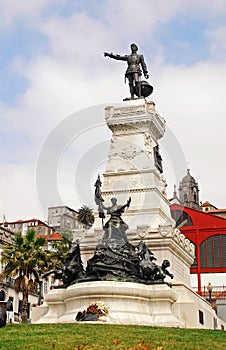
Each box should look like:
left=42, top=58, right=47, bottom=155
left=165, top=269, right=174, bottom=279
left=104, top=52, right=127, bottom=61
left=117, top=197, right=131, bottom=214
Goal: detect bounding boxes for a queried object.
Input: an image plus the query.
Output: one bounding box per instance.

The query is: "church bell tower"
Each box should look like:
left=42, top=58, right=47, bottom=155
left=178, top=169, right=200, bottom=209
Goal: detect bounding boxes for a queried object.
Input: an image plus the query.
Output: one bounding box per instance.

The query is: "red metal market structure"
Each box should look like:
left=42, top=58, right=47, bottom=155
left=170, top=204, right=226, bottom=294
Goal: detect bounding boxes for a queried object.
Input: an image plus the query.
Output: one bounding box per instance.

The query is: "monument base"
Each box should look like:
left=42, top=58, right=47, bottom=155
left=32, top=281, right=226, bottom=329
left=33, top=281, right=182, bottom=327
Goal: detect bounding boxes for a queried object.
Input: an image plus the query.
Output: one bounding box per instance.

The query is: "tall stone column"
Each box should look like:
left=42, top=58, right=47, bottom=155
left=101, top=100, right=174, bottom=229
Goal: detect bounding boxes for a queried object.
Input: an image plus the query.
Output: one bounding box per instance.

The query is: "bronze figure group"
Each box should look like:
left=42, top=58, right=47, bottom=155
left=44, top=175, right=173, bottom=288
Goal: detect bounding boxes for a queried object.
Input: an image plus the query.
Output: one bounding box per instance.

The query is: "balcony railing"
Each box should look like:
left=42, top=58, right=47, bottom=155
left=193, top=285, right=226, bottom=300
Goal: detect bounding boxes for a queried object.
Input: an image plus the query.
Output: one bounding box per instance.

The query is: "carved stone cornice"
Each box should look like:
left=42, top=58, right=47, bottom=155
left=158, top=225, right=195, bottom=263
left=105, top=101, right=166, bottom=140
left=101, top=187, right=170, bottom=203
left=102, top=187, right=156, bottom=195
left=128, top=224, right=195, bottom=262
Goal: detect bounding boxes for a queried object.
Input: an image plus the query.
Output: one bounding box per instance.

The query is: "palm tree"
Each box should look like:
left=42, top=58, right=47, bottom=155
left=77, top=205, right=95, bottom=228
left=50, top=238, right=71, bottom=268
left=1, top=229, right=51, bottom=323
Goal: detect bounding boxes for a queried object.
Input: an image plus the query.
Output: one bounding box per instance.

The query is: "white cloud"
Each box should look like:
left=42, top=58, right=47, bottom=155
left=153, top=61, right=226, bottom=207
left=0, top=0, right=46, bottom=27
left=187, top=0, right=226, bottom=17
left=0, top=165, right=44, bottom=221
left=40, top=13, right=111, bottom=64
left=100, top=0, right=185, bottom=45
left=0, top=0, right=61, bottom=28
left=206, top=26, right=226, bottom=60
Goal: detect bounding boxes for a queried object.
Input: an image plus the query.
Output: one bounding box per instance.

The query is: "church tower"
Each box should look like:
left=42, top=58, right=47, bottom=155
left=178, top=169, right=200, bottom=209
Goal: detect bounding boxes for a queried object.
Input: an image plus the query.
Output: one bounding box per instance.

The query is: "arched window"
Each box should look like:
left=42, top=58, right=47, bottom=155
left=170, top=210, right=193, bottom=227
left=200, top=235, right=226, bottom=269
left=194, top=192, right=197, bottom=203
left=183, top=193, right=188, bottom=204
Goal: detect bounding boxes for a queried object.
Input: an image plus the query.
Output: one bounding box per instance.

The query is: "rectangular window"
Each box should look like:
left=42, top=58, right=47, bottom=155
left=200, top=242, right=207, bottom=268
left=222, top=235, right=226, bottom=268
left=207, top=237, right=213, bottom=268
left=214, top=235, right=221, bottom=268
left=200, top=235, right=226, bottom=269
left=199, top=310, right=204, bottom=325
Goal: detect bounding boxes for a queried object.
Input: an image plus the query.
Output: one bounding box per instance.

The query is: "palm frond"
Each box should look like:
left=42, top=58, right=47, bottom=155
left=77, top=205, right=95, bottom=227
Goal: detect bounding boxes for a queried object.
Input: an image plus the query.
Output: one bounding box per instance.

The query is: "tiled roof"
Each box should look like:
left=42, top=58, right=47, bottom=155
left=201, top=201, right=216, bottom=207
left=0, top=218, right=50, bottom=227
left=36, top=233, right=63, bottom=241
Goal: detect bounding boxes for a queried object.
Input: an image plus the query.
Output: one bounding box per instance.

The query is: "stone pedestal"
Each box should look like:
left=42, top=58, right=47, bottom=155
left=101, top=100, right=173, bottom=229
left=34, top=281, right=183, bottom=327
left=33, top=281, right=226, bottom=329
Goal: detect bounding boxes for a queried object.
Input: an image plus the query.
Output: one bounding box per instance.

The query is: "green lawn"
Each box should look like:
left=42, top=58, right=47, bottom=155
left=0, top=323, right=225, bottom=350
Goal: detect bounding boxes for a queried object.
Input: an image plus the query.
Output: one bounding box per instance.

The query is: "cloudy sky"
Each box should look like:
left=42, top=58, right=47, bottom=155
left=1, top=0, right=226, bottom=222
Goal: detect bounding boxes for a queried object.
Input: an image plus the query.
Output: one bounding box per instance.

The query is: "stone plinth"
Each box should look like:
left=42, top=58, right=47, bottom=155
left=171, top=284, right=226, bottom=330
left=98, top=100, right=174, bottom=230
left=33, top=281, right=226, bottom=330
left=34, top=281, right=183, bottom=327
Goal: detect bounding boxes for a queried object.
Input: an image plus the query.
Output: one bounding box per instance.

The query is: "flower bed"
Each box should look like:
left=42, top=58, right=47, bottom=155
left=76, top=301, right=109, bottom=321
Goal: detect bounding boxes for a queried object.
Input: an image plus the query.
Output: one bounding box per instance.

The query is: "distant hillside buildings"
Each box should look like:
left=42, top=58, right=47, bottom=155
left=48, top=205, right=84, bottom=232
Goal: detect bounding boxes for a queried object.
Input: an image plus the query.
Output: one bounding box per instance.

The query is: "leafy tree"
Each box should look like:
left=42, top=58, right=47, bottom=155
left=1, top=229, right=51, bottom=323
left=61, top=229, right=73, bottom=241
left=77, top=205, right=95, bottom=228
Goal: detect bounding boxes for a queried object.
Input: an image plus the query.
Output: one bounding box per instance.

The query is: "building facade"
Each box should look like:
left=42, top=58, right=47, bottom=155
left=1, top=218, right=54, bottom=237
left=201, top=201, right=226, bottom=220
left=48, top=206, right=84, bottom=232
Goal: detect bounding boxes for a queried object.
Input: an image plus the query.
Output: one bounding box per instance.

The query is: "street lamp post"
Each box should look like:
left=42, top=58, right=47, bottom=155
left=207, top=282, right=213, bottom=304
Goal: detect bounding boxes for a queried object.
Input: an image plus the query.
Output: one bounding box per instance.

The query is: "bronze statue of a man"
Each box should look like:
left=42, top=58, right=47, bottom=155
left=104, top=43, right=150, bottom=99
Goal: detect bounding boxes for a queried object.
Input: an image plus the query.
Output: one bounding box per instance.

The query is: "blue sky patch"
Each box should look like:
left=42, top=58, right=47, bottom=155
left=156, top=19, right=210, bottom=65
left=0, top=25, right=49, bottom=104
